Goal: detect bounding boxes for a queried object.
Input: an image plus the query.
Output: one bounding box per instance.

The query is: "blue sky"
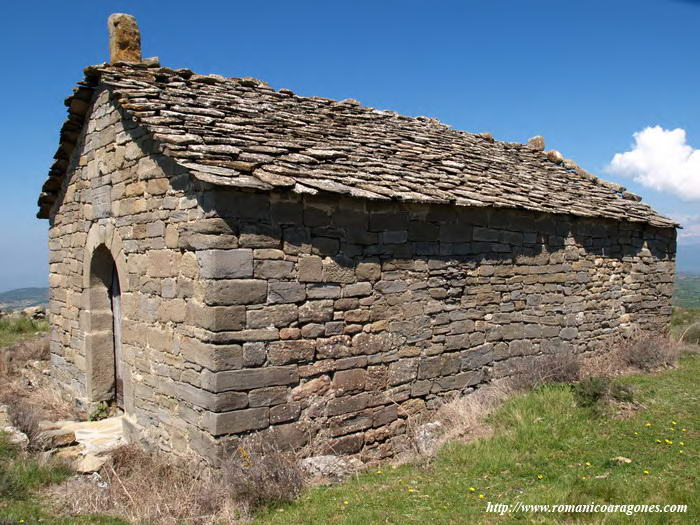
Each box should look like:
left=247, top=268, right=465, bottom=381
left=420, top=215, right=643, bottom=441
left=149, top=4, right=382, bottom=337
left=1, top=0, right=698, bottom=293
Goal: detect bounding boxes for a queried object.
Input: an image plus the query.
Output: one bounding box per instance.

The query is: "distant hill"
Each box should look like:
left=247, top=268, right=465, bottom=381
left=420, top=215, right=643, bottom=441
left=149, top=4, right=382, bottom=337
left=0, top=287, right=49, bottom=312
left=674, top=273, right=700, bottom=309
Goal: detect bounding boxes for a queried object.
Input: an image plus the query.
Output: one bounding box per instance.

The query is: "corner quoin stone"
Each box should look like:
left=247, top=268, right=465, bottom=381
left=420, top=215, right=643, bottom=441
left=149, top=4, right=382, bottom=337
left=202, top=279, right=268, bottom=306
left=202, top=366, right=299, bottom=392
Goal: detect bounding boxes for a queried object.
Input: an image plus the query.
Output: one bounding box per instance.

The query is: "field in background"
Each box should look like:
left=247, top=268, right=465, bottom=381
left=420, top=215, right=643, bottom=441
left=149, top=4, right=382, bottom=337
left=0, top=287, right=49, bottom=313
left=674, top=273, right=700, bottom=308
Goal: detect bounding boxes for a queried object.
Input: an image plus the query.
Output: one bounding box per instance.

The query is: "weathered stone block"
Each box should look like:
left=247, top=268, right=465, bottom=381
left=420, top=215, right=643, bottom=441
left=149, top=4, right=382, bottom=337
left=333, top=369, right=367, bottom=393
left=202, top=366, right=299, bottom=392
left=246, top=305, right=298, bottom=329
left=307, top=284, right=341, bottom=299
left=202, top=279, right=268, bottom=306
left=322, top=257, right=356, bottom=284
left=186, top=302, right=246, bottom=331
left=197, top=249, right=253, bottom=279
left=267, top=340, right=316, bottom=365
left=147, top=250, right=180, bottom=278
left=269, top=402, right=301, bottom=424
left=326, top=392, right=370, bottom=416
left=254, top=260, right=295, bottom=279
left=388, top=359, right=418, bottom=386
left=343, top=282, right=372, bottom=297
left=204, top=407, right=269, bottom=436
left=298, top=256, right=323, bottom=282
left=248, top=386, right=288, bottom=407
left=181, top=338, right=243, bottom=371
left=356, top=260, right=381, bottom=282
left=268, top=281, right=306, bottom=304
left=299, top=300, right=334, bottom=323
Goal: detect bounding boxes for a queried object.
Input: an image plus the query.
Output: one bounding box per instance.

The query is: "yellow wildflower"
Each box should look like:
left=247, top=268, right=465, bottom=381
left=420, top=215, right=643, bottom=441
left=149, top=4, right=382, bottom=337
left=643, top=470, right=650, bottom=475
left=672, top=421, right=677, bottom=425
left=585, top=462, right=591, bottom=466
left=679, top=442, right=685, bottom=446
left=537, top=474, right=544, bottom=479
left=479, top=494, right=485, bottom=499
left=645, top=423, right=652, bottom=427
left=469, top=487, right=476, bottom=492
left=343, top=500, right=349, bottom=505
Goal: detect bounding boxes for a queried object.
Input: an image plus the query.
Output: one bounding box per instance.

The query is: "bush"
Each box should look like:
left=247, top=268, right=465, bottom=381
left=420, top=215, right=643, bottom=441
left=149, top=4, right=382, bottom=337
left=680, top=323, right=700, bottom=346
left=620, top=333, right=680, bottom=371
left=52, top=439, right=305, bottom=524
left=572, top=377, right=634, bottom=408
left=510, top=350, right=581, bottom=391
left=221, top=436, right=304, bottom=510
left=6, top=397, right=42, bottom=450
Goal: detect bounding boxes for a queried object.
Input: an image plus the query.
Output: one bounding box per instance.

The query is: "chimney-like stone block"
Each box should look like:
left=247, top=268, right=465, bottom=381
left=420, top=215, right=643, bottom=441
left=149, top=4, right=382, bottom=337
left=108, top=13, right=142, bottom=63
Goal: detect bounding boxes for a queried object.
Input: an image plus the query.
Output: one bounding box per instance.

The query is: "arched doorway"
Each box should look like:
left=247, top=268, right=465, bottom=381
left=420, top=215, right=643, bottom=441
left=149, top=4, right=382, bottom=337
left=85, top=244, right=123, bottom=408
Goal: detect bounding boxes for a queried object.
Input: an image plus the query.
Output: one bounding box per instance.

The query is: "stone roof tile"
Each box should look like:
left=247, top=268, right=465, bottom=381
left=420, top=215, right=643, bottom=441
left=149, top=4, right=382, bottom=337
left=38, top=63, right=677, bottom=228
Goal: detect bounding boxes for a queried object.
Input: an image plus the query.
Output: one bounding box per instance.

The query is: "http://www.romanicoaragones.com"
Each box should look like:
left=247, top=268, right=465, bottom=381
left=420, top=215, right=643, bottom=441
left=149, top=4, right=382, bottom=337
left=485, top=501, right=688, bottom=517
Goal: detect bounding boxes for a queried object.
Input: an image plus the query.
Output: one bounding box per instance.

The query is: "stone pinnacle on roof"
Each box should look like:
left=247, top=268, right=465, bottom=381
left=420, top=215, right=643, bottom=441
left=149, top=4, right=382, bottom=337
left=527, top=136, right=545, bottom=151
left=108, top=13, right=142, bottom=64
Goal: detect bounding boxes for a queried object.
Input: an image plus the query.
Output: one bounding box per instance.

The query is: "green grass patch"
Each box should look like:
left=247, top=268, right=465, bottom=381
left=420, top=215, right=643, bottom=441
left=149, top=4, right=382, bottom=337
left=256, top=355, right=699, bottom=524
left=0, top=317, right=48, bottom=348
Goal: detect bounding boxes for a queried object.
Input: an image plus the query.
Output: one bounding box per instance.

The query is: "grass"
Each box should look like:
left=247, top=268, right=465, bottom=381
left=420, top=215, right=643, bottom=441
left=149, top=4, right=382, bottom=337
left=0, top=317, right=49, bottom=348
left=256, top=354, right=699, bottom=524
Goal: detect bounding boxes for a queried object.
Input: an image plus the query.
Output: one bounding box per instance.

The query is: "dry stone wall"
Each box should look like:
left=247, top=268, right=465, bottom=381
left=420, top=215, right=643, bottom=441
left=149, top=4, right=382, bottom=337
left=48, top=89, right=676, bottom=462
left=179, top=186, right=675, bottom=460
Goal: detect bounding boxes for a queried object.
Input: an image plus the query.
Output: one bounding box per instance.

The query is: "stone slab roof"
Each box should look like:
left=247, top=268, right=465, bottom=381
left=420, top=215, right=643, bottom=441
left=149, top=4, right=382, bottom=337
left=38, top=63, right=677, bottom=228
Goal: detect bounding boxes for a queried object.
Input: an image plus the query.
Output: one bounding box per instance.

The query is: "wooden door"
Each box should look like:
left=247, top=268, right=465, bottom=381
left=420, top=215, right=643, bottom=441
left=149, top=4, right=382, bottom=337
left=110, top=265, right=124, bottom=409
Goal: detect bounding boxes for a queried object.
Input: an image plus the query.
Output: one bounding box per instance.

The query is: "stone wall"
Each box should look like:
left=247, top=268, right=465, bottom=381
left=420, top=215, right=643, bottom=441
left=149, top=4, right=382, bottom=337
left=48, top=90, right=676, bottom=462
left=48, top=89, right=206, bottom=453
left=179, top=186, right=675, bottom=460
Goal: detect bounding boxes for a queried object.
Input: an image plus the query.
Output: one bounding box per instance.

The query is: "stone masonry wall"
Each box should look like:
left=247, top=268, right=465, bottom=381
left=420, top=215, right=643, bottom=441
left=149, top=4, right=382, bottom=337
left=48, top=90, right=676, bottom=462
left=48, top=88, right=208, bottom=453
left=179, top=186, right=675, bottom=461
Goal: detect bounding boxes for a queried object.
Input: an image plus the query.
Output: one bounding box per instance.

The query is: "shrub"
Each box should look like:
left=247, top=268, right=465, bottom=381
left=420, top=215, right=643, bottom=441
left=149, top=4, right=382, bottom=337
left=6, top=397, right=42, bottom=450
left=572, top=377, right=634, bottom=408
left=510, top=350, right=581, bottom=391
left=52, top=439, right=305, bottom=524
left=620, top=333, right=680, bottom=371
left=680, top=323, right=700, bottom=346
left=220, top=435, right=304, bottom=510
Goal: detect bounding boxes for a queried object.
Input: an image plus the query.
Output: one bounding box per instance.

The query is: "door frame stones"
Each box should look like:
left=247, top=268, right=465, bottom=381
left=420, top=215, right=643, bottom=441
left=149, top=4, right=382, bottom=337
left=82, top=222, right=130, bottom=410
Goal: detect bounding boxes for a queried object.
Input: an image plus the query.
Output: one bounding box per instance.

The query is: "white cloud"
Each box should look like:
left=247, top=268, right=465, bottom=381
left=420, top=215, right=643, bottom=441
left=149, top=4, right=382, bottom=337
left=670, top=213, right=700, bottom=245
left=606, top=126, right=700, bottom=201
